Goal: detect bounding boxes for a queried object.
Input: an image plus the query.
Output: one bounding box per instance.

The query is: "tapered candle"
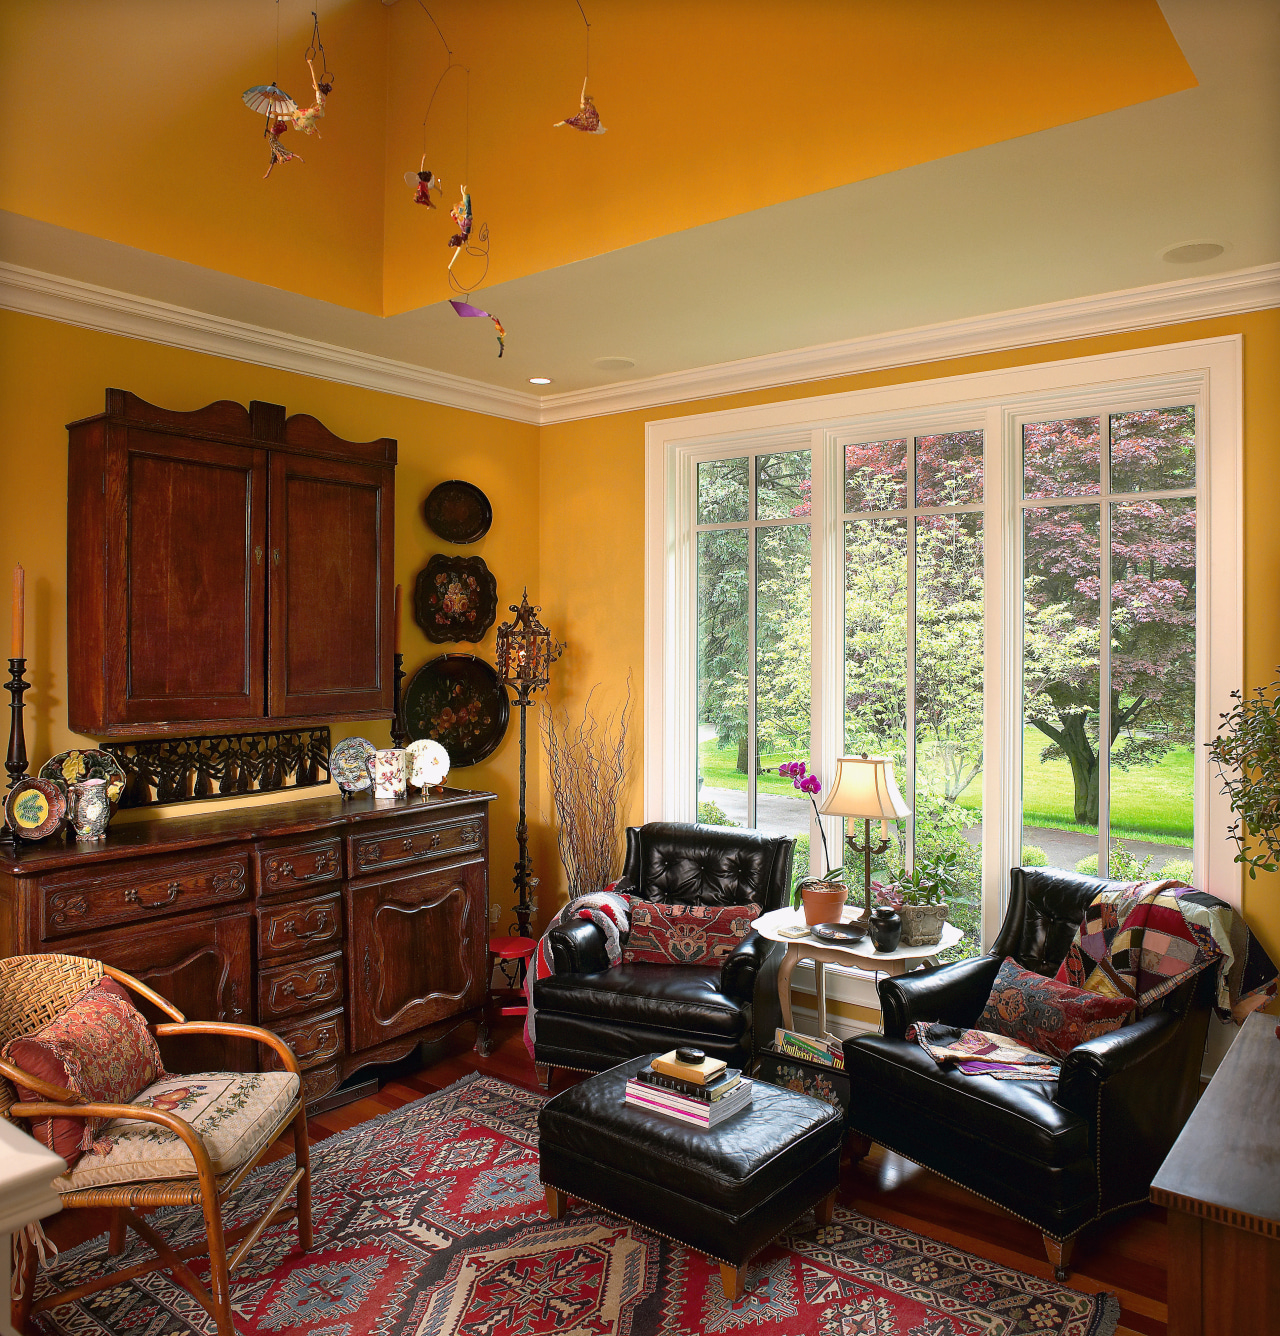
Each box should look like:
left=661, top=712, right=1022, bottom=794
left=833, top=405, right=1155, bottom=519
left=10, top=564, right=22, bottom=658
left=393, top=583, right=402, bottom=654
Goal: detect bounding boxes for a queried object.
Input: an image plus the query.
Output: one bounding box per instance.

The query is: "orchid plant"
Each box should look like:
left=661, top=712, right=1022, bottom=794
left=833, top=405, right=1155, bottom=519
left=777, top=760, right=842, bottom=883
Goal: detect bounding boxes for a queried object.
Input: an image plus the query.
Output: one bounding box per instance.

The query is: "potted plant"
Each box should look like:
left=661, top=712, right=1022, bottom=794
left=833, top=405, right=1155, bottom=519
left=1208, top=674, right=1280, bottom=878
left=779, top=762, right=846, bottom=925
left=882, top=850, right=961, bottom=946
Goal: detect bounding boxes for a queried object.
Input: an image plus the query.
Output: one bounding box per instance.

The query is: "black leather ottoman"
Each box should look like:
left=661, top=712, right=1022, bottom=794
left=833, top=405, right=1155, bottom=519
left=538, top=1054, right=843, bottom=1300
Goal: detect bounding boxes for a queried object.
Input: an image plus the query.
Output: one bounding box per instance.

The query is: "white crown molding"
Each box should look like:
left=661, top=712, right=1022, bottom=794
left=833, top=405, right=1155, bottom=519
left=2, top=259, right=1276, bottom=428
left=537, top=262, right=1280, bottom=424
left=0, top=262, right=542, bottom=425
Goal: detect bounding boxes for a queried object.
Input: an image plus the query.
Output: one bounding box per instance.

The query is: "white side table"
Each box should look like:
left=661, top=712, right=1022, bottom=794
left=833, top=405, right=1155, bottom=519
left=755, top=906, right=964, bottom=1041
left=0, top=1119, right=64, bottom=1336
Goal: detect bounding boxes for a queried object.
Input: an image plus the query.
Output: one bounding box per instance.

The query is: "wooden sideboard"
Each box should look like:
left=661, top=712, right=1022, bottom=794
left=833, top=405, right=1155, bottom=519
left=1150, top=1009, right=1280, bottom=1335
left=0, top=790, right=494, bottom=1108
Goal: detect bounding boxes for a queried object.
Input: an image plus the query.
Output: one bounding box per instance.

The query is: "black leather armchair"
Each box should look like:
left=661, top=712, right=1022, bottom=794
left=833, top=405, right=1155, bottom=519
left=532, top=822, right=795, bottom=1086
left=843, top=866, right=1216, bottom=1280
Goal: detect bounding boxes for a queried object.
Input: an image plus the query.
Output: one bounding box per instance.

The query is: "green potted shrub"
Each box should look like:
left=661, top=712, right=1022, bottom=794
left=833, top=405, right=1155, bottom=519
left=885, top=850, right=961, bottom=946
left=1208, top=673, right=1280, bottom=877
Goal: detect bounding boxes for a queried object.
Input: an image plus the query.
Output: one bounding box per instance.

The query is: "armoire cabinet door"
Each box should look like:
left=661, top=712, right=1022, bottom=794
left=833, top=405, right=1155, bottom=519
left=268, top=452, right=394, bottom=719
left=346, top=860, right=487, bottom=1052
left=61, top=912, right=255, bottom=1073
left=109, top=430, right=267, bottom=725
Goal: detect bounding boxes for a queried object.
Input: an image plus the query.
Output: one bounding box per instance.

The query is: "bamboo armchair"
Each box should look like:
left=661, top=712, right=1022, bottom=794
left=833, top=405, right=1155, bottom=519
left=0, top=954, right=312, bottom=1336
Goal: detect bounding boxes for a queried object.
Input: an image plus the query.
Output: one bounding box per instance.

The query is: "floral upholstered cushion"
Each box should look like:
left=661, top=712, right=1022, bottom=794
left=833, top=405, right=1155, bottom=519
left=977, top=957, right=1134, bottom=1061
left=53, top=1070, right=300, bottom=1190
left=3, top=977, right=166, bottom=1170
left=622, top=897, right=761, bottom=966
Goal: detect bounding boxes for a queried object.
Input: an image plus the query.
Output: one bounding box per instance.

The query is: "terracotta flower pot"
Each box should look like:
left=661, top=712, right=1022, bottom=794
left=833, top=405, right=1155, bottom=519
left=798, top=879, right=847, bottom=926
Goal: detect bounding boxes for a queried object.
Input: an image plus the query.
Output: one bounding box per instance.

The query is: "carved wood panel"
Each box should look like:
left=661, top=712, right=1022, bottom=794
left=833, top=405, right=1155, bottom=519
left=350, top=819, right=483, bottom=877
left=346, top=859, right=486, bottom=1052
left=258, top=838, right=343, bottom=895
left=257, top=889, right=344, bottom=959
left=40, top=853, right=250, bottom=939
left=258, top=949, right=345, bottom=1021
left=264, top=1007, right=344, bottom=1072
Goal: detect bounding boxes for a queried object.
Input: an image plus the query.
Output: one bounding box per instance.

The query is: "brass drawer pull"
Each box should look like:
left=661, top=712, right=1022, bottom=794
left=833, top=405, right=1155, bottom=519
left=124, top=881, right=181, bottom=908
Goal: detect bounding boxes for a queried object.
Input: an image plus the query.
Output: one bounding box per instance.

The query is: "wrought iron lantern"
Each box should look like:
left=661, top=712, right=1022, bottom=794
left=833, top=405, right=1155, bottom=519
left=494, top=591, right=564, bottom=938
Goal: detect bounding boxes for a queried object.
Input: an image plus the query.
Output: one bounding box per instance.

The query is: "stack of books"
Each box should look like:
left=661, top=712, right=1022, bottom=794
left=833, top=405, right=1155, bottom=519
left=774, top=1026, right=846, bottom=1069
left=625, top=1053, right=753, bottom=1128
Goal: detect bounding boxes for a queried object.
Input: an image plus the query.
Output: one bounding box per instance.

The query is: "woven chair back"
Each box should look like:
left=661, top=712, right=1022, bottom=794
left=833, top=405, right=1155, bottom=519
left=0, top=954, right=104, bottom=1119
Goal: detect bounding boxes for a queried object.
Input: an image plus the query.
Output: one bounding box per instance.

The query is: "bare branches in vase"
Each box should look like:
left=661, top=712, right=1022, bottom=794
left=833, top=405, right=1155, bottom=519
left=542, top=677, right=633, bottom=901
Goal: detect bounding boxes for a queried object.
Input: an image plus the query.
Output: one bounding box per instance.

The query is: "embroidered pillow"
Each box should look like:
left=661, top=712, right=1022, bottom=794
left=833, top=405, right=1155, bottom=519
left=622, top=897, right=761, bottom=966
left=977, top=957, right=1134, bottom=1061
left=3, top=977, right=167, bottom=1170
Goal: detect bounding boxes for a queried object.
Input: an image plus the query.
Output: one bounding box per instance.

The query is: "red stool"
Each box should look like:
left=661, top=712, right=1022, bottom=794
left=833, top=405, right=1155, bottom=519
left=488, top=935, right=537, bottom=1017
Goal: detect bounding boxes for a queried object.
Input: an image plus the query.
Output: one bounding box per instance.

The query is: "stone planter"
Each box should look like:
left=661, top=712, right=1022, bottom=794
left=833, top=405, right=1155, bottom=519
left=898, top=901, right=949, bottom=947
left=798, top=879, right=847, bottom=926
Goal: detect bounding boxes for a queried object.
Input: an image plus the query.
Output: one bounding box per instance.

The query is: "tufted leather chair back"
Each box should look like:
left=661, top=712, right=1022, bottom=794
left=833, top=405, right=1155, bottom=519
left=991, top=866, right=1133, bottom=976
left=620, top=823, right=795, bottom=913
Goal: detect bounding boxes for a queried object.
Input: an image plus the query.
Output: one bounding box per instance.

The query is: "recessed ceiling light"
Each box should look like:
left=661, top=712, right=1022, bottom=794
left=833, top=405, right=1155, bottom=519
left=528, top=376, right=553, bottom=385
left=1160, top=240, right=1226, bottom=264
left=594, top=356, right=636, bottom=372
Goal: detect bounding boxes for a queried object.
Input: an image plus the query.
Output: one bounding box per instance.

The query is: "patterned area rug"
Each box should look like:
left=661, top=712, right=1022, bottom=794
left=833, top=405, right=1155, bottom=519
left=31, top=1074, right=1119, bottom=1335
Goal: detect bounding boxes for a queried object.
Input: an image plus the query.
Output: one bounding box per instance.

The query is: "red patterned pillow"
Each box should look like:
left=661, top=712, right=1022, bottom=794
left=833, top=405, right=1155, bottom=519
left=622, top=897, right=761, bottom=966
left=3, top=977, right=167, bottom=1169
left=977, top=958, right=1134, bottom=1061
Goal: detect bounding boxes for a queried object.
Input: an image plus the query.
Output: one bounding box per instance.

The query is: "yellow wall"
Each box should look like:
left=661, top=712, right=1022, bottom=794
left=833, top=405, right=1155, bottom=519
left=0, top=1, right=1192, bottom=315
left=538, top=308, right=1280, bottom=969
left=0, top=308, right=540, bottom=927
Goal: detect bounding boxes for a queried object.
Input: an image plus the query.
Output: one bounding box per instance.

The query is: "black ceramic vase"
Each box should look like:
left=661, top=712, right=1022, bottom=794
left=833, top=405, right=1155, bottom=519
left=869, top=905, right=902, bottom=953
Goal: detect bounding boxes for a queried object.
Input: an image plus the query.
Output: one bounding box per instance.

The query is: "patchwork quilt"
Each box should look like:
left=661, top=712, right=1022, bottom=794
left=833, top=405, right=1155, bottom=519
left=1055, top=879, right=1279, bottom=1021
left=522, top=885, right=632, bottom=1056
left=905, top=1022, right=1062, bottom=1081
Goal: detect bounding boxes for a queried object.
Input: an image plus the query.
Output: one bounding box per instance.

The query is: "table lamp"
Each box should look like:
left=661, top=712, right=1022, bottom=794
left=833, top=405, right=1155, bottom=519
left=818, top=755, right=912, bottom=921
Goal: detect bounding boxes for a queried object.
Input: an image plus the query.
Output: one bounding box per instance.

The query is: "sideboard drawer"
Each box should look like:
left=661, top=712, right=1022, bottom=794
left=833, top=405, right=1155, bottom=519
left=40, top=853, right=250, bottom=939
left=350, top=817, right=484, bottom=877
left=257, top=837, right=343, bottom=896
left=258, top=891, right=343, bottom=960
left=259, top=950, right=345, bottom=1021
left=267, top=1007, right=344, bottom=1072
left=300, top=1062, right=342, bottom=1108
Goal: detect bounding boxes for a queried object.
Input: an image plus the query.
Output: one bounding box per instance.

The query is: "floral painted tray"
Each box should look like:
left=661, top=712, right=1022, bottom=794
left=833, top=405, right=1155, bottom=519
left=413, top=555, right=498, bottom=644
left=403, top=655, right=509, bottom=767
left=39, top=748, right=127, bottom=809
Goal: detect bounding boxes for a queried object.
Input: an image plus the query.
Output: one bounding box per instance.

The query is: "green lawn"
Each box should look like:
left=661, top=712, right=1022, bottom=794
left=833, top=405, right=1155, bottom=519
left=700, top=729, right=1193, bottom=844
left=955, top=726, right=1192, bottom=843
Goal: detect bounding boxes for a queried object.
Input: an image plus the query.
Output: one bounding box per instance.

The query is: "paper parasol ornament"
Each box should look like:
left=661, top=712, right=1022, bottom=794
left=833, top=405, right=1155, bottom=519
left=450, top=300, right=505, bottom=359
left=242, top=83, right=298, bottom=117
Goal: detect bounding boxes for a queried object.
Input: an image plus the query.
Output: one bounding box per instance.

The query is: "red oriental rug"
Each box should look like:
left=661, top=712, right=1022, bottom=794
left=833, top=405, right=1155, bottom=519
left=30, top=1074, right=1119, bottom=1335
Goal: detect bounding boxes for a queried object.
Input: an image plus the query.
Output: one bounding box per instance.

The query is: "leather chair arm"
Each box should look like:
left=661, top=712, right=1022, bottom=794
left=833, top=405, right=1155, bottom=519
left=877, top=954, right=1003, bottom=1038
left=1054, top=1010, right=1178, bottom=1119
left=720, top=930, right=772, bottom=1005
left=547, top=917, right=612, bottom=974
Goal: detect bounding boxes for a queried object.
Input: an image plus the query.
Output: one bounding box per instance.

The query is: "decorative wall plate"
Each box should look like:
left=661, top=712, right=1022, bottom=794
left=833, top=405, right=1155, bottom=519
left=403, top=655, right=510, bottom=767
left=330, top=737, right=377, bottom=793
left=413, top=554, right=498, bottom=644
left=404, top=738, right=450, bottom=790
left=39, top=748, right=127, bottom=810
left=5, top=777, right=67, bottom=841
left=423, top=480, right=493, bottom=545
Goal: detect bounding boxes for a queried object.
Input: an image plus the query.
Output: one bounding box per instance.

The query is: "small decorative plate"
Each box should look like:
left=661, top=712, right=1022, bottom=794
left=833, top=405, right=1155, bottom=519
left=5, top=776, right=66, bottom=841
left=811, top=921, right=869, bottom=945
left=403, top=655, right=510, bottom=767
left=404, top=738, right=450, bottom=790
left=413, top=554, right=498, bottom=644
left=39, top=748, right=127, bottom=810
left=330, top=737, right=376, bottom=793
left=423, top=480, right=493, bottom=545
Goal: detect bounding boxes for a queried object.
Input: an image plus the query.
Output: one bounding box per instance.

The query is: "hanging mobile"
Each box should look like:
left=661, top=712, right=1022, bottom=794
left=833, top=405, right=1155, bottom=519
left=554, top=2, right=605, bottom=134
left=405, top=157, right=442, bottom=208
left=242, top=0, right=302, bottom=177
left=289, top=10, right=335, bottom=136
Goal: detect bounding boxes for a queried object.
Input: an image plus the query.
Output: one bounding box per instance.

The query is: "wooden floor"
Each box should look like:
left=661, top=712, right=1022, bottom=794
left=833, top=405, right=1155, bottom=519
left=46, top=1015, right=1169, bottom=1336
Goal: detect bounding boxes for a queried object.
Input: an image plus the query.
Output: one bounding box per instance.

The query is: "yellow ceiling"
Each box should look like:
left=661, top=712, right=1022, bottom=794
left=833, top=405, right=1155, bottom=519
left=0, top=1, right=1195, bottom=319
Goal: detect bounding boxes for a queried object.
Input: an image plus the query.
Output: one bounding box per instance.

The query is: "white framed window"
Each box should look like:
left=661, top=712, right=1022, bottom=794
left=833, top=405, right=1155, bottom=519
left=645, top=337, right=1242, bottom=985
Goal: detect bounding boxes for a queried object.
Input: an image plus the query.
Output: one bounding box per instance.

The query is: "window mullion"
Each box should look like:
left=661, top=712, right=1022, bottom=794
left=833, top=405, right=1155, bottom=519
left=1098, top=416, right=1112, bottom=877
left=747, top=506, right=758, bottom=834
left=906, top=442, right=917, bottom=869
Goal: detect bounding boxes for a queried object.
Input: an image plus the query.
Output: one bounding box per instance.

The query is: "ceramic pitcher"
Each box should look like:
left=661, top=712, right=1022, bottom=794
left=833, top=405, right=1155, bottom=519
left=67, top=777, right=111, bottom=842
left=366, top=748, right=407, bottom=799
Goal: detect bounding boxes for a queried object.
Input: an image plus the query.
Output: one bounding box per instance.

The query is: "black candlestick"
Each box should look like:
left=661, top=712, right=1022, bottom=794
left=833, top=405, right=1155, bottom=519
left=390, top=651, right=408, bottom=749
left=2, top=657, right=30, bottom=849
